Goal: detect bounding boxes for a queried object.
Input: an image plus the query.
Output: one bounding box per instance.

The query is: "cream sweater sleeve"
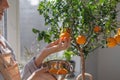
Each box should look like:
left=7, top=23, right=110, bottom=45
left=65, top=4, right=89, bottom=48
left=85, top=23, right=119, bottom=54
left=21, top=57, right=41, bottom=80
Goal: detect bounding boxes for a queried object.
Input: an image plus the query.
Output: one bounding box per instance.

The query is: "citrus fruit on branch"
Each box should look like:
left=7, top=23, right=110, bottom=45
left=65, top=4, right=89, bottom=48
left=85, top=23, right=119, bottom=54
left=76, top=35, right=86, bottom=45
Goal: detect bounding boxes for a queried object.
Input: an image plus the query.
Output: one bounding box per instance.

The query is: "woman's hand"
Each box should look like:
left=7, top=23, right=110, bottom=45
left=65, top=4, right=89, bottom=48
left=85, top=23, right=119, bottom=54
left=45, top=38, right=71, bottom=54
left=27, top=67, right=56, bottom=80
left=35, top=38, right=71, bottom=67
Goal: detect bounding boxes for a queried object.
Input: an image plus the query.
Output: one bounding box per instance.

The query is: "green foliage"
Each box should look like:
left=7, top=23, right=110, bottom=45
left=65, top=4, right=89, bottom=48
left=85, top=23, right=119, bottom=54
left=32, top=28, right=52, bottom=43
left=63, top=50, right=75, bottom=61
left=33, top=0, right=120, bottom=60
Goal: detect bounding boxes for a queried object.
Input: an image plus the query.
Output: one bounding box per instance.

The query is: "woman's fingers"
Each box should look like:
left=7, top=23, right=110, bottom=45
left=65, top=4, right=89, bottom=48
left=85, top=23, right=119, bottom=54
left=45, top=37, right=71, bottom=54
left=66, top=37, right=71, bottom=48
left=46, top=37, right=71, bottom=49
left=46, top=39, right=59, bottom=48
left=62, top=38, right=70, bottom=48
left=57, top=38, right=70, bottom=50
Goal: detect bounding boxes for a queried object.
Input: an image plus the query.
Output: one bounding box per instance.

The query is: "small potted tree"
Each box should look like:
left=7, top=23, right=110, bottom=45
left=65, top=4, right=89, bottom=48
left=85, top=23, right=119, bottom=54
left=33, top=0, right=120, bottom=80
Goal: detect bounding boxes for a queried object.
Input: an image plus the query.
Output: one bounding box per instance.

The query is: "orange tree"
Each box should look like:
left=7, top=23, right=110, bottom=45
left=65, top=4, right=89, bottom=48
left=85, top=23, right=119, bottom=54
left=32, top=0, right=120, bottom=80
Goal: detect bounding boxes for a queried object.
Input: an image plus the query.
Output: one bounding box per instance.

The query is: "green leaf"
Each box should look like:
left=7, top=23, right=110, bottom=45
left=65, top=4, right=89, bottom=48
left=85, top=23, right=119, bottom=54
left=99, top=0, right=106, bottom=4
left=37, top=33, right=43, bottom=41
left=63, top=50, right=74, bottom=61
left=32, top=28, right=40, bottom=34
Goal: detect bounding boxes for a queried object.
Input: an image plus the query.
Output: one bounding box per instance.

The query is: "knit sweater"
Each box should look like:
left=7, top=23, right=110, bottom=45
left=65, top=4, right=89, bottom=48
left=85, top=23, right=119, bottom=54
left=0, top=35, right=39, bottom=80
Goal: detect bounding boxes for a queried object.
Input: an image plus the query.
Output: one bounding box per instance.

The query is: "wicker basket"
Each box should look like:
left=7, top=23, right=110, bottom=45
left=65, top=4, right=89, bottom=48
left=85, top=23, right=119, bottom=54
left=42, top=60, right=74, bottom=80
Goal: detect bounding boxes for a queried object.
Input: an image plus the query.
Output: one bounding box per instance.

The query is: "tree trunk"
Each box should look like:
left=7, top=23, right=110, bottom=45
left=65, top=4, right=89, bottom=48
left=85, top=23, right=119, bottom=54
left=80, top=50, right=85, bottom=80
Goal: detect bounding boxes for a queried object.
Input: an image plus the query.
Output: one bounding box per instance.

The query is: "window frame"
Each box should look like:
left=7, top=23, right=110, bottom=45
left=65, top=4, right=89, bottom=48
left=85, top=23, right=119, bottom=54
left=7, top=0, right=21, bottom=63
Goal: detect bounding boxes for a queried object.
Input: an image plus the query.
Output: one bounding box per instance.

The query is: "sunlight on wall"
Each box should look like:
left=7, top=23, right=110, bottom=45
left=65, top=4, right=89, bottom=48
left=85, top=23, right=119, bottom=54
left=28, top=0, right=39, bottom=6
left=27, top=0, right=56, bottom=6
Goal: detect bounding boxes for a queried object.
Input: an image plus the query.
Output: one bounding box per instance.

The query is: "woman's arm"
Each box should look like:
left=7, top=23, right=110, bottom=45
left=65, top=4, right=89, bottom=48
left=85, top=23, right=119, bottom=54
left=22, top=38, right=70, bottom=80
left=21, top=57, right=40, bottom=80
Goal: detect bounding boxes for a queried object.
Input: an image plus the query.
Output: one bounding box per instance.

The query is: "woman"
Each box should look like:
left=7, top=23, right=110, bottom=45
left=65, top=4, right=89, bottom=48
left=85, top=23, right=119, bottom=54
left=0, top=0, right=70, bottom=80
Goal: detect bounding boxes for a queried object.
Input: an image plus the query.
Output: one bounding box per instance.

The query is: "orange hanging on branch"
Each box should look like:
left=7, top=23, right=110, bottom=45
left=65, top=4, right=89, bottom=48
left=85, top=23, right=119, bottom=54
left=107, top=37, right=117, bottom=48
left=76, top=35, right=86, bottom=45
left=117, top=28, right=120, bottom=35
left=93, top=26, right=101, bottom=33
left=114, top=35, right=120, bottom=44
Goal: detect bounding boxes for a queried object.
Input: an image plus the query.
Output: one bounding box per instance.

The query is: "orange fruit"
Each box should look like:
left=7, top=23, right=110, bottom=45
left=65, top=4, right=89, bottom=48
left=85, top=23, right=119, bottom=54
left=49, top=68, right=58, bottom=74
left=114, top=35, right=120, bottom=44
left=60, top=32, right=70, bottom=39
left=93, top=26, right=101, bottom=33
left=117, top=28, right=120, bottom=35
left=76, top=35, right=86, bottom=44
left=107, top=37, right=117, bottom=48
left=51, top=62, right=57, bottom=67
left=57, top=68, right=68, bottom=75
left=107, top=42, right=117, bottom=48
left=107, top=37, right=116, bottom=43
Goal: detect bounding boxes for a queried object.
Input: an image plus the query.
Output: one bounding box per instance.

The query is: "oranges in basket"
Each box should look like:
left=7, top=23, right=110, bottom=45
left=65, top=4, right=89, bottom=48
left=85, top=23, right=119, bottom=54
left=49, top=67, right=68, bottom=75
left=57, top=68, right=68, bottom=75
left=49, top=68, right=58, bottom=74
left=48, top=62, right=68, bottom=75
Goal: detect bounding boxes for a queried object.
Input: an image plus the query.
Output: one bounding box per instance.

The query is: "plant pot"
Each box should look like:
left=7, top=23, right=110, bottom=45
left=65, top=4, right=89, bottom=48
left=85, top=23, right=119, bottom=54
left=76, top=73, right=93, bottom=80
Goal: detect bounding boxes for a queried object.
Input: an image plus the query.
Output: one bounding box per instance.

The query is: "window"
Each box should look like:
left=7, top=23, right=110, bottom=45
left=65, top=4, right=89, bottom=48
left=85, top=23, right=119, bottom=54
left=7, top=0, right=53, bottom=66
left=7, top=0, right=68, bottom=66
left=0, top=10, right=7, bottom=38
left=0, top=17, right=4, bottom=34
left=19, top=0, right=48, bottom=64
left=7, top=0, right=80, bottom=73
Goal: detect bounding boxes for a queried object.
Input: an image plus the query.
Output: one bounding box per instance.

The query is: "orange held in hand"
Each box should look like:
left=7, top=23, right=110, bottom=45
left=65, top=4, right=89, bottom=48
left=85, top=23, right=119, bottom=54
left=93, top=26, right=101, bottom=33
left=60, top=32, right=70, bottom=40
left=76, top=35, right=86, bottom=44
left=107, top=37, right=117, bottom=48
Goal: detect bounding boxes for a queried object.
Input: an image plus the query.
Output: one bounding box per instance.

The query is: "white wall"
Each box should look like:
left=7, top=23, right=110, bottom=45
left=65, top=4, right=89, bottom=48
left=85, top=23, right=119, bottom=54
left=85, top=45, right=120, bottom=80
left=98, top=46, right=120, bottom=80
left=19, top=0, right=48, bottom=63
left=85, top=51, right=98, bottom=80
left=97, top=3, right=120, bottom=80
